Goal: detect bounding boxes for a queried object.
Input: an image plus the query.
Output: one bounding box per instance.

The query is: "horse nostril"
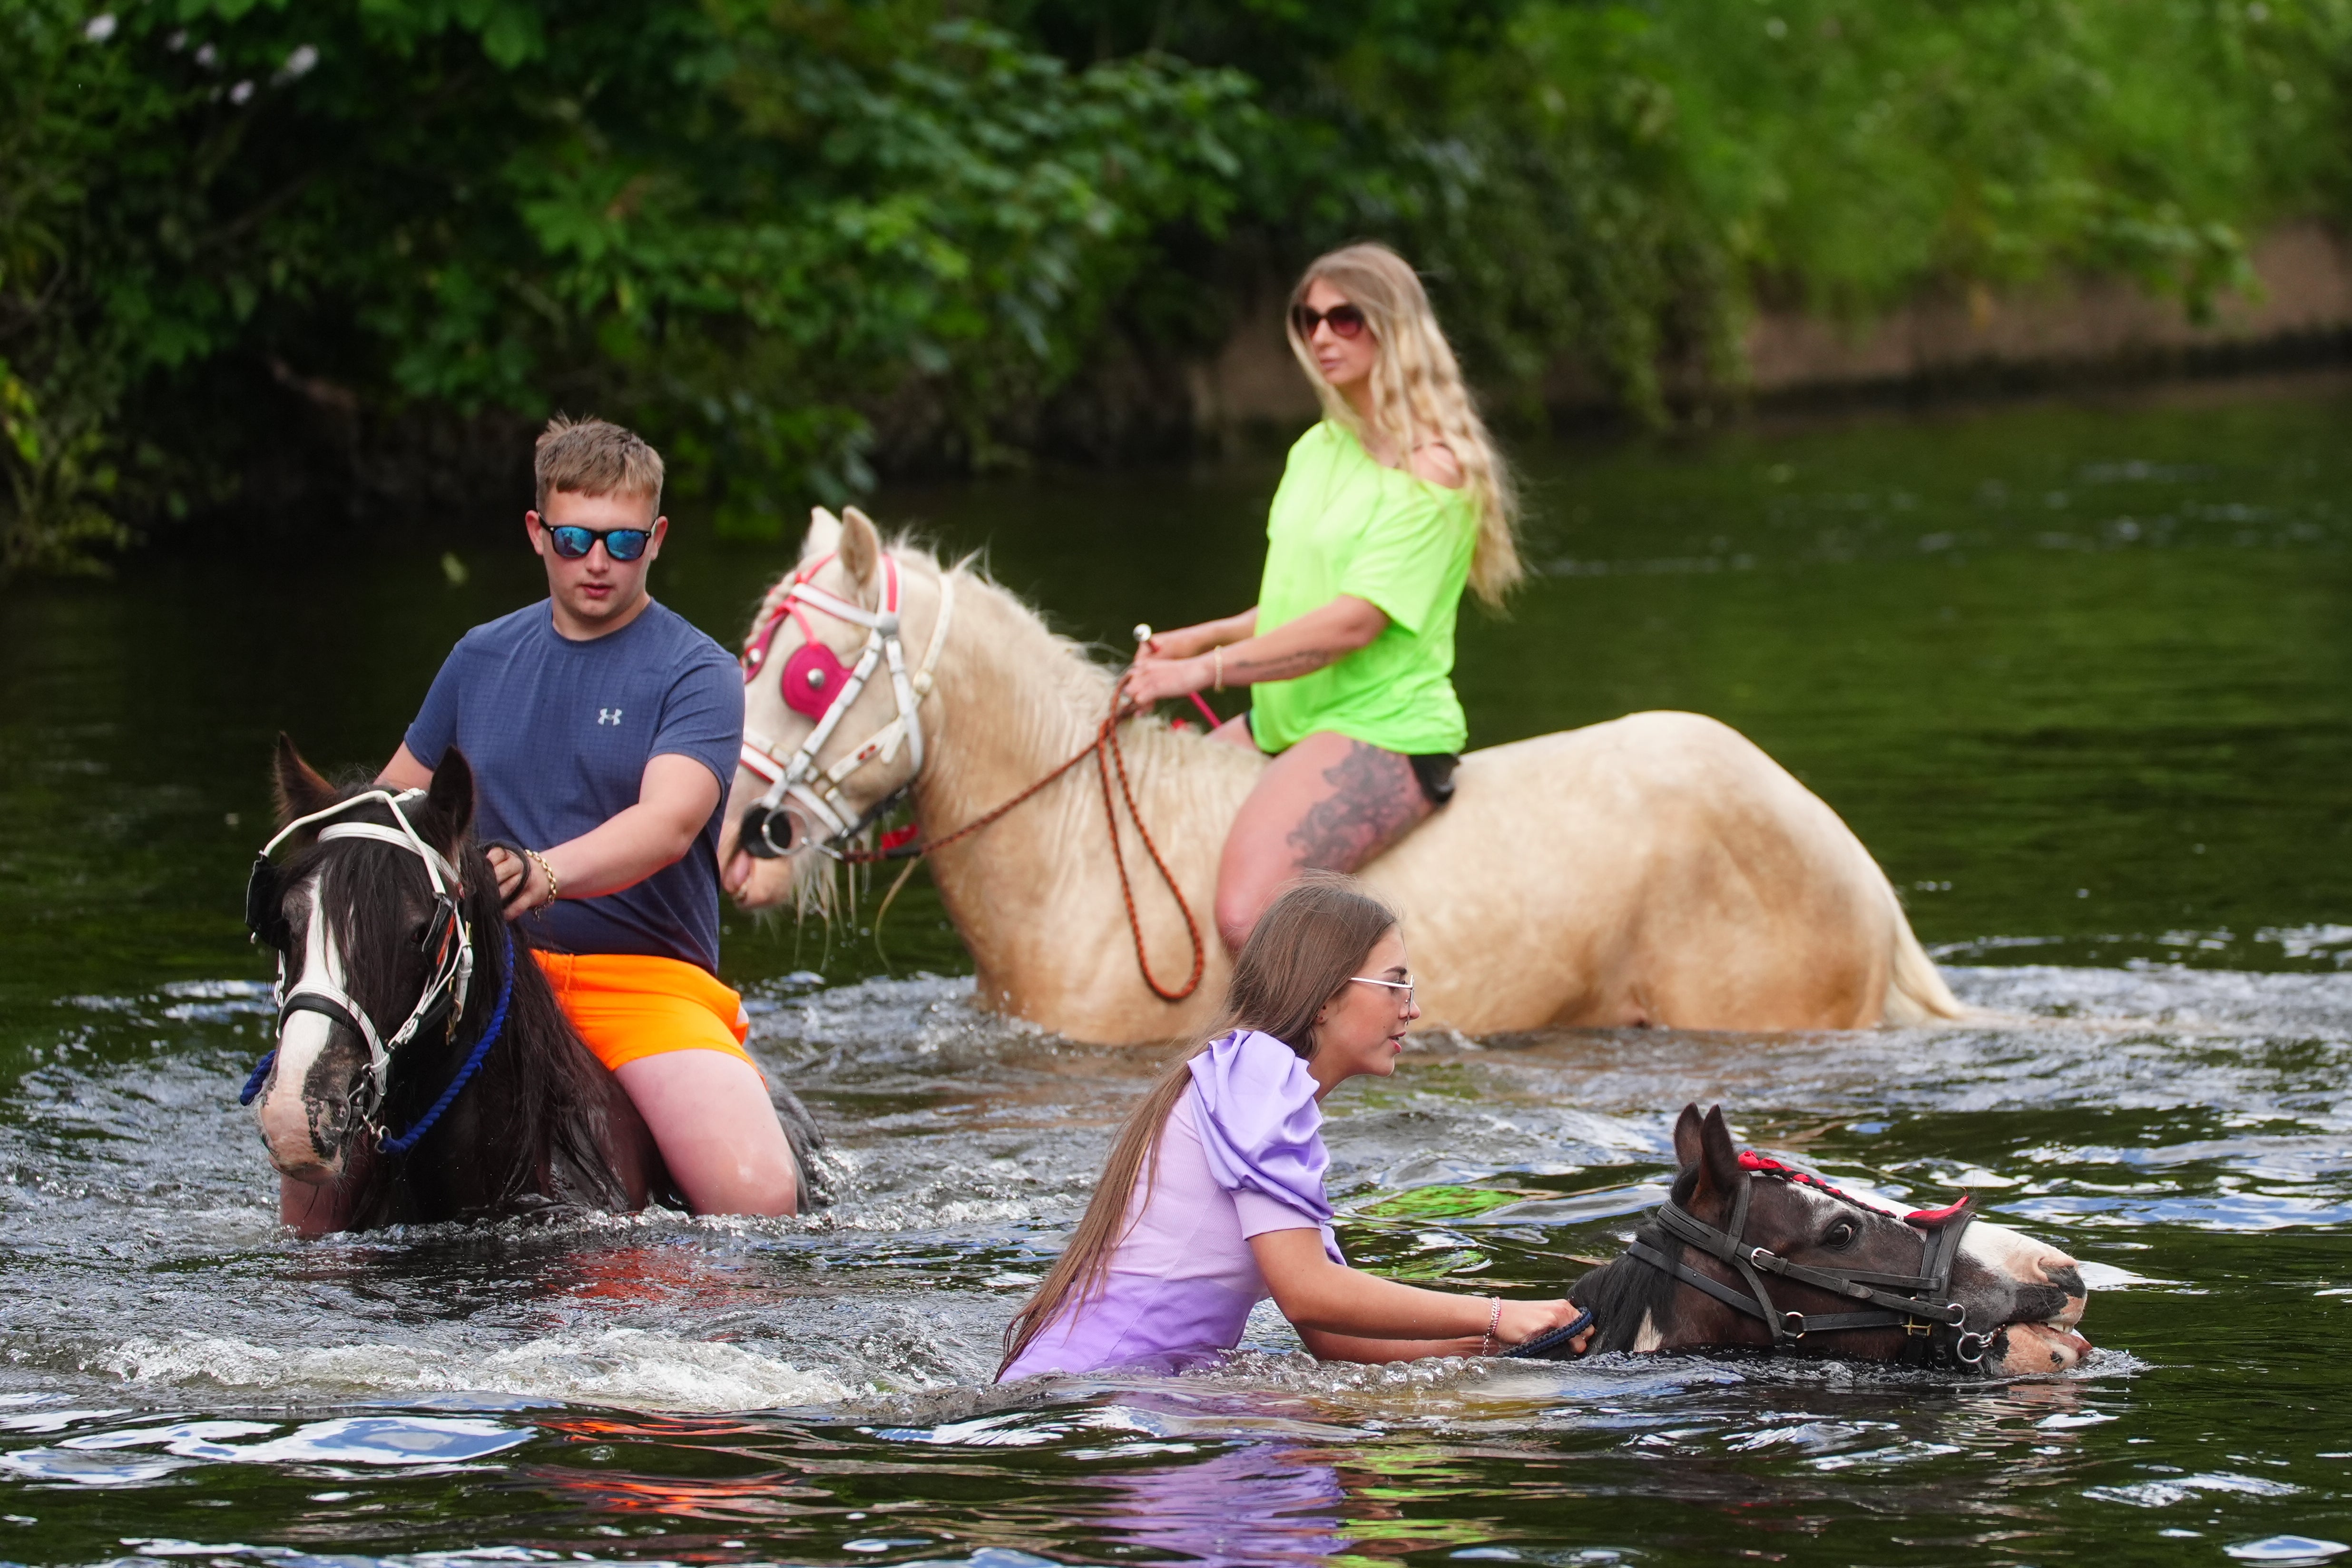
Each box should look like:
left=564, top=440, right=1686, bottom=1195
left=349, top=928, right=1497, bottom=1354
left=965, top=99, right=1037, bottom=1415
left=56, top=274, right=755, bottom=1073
left=2045, top=1264, right=2085, bottom=1298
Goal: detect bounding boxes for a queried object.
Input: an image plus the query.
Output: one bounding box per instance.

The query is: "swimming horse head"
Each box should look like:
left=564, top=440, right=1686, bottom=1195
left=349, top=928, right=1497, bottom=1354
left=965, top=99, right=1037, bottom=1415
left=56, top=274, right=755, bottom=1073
left=245, top=737, right=498, bottom=1186
left=721, top=505, right=956, bottom=915
left=1565, top=1105, right=2091, bottom=1378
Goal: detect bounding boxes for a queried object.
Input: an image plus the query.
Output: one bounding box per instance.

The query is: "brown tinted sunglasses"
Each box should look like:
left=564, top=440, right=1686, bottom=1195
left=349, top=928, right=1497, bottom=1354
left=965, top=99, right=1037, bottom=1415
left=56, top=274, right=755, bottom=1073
left=1291, top=302, right=1368, bottom=340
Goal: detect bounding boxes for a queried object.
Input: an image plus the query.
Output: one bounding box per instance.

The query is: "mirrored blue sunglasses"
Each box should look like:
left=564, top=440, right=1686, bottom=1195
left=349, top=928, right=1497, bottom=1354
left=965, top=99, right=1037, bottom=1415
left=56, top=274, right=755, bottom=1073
left=546, top=523, right=651, bottom=562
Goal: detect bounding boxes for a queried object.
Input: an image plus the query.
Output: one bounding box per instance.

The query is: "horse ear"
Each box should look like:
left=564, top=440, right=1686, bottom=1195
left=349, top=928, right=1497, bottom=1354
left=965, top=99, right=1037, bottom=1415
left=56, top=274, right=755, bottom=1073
left=1672, top=1103, right=1704, bottom=1171
left=1685, top=1105, right=1744, bottom=1217
left=839, top=504, right=881, bottom=593
left=272, top=734, right=338, bottom=826
left=425, top=746, right=476, bottom=848
left=802, top=507, right=842, bottom=561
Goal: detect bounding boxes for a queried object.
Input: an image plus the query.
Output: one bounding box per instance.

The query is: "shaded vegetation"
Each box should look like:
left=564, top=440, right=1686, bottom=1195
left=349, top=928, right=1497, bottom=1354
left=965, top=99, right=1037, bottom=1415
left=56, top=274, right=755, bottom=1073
left=6, top=0, right=2351, bottom=570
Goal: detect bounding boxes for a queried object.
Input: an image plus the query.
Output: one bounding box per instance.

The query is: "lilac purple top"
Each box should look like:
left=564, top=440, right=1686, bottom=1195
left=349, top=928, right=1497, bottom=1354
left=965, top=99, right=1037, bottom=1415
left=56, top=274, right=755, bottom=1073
left=1000, top=1030, right=1346, bottom=1381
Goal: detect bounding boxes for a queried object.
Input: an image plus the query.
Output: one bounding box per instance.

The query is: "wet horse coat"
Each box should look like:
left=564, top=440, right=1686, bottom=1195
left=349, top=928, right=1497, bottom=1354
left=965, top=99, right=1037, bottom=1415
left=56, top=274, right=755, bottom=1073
left=1566, top=1106, right=2092, bottom=1377
left=723, top=508, right=1967, bottom=1045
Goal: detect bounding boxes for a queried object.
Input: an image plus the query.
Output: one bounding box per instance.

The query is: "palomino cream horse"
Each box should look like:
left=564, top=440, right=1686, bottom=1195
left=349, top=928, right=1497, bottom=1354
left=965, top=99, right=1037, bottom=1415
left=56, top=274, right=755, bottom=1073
left=722, top=508, right=1965, bottom=1045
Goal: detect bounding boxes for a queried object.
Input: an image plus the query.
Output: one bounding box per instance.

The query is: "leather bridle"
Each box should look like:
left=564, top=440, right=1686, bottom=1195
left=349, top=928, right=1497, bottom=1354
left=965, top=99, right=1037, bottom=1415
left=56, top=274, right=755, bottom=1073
left=242, top=789, right=474, bottom=1125
left=734, top=550, right=955, bottom=859
left=1625, top=1155, right=1994, bottom=1370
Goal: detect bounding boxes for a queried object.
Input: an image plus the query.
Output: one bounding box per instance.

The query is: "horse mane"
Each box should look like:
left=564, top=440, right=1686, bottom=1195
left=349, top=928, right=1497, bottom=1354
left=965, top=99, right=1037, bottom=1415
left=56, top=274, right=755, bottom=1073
left=284, top=777, right=642, bottom=1220
left=1567, top=1165, right=1697, bottom=1353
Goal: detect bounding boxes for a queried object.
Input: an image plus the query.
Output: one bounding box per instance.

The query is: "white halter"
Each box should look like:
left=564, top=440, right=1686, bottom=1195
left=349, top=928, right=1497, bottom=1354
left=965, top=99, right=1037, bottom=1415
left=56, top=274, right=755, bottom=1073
left=251, top=788, right=474, bottom=1112
left=737, top=553, right=955, bottom=855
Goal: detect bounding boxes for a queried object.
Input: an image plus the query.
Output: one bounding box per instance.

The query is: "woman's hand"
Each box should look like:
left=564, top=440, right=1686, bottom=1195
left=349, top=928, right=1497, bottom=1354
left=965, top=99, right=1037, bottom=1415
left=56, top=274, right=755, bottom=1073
left=1138, top=620, right=1223, bottom=660
left=1118, top=653, right=1213, bottom=714
left=1496, top=1298, right=1592, bottom=1354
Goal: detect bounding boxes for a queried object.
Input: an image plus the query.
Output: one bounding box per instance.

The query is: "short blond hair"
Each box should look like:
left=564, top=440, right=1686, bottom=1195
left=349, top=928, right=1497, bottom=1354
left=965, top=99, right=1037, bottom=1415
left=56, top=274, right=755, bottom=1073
left=1286, top=243, right=1522, bottom=607
left=534, top=415, right=665, bottom=515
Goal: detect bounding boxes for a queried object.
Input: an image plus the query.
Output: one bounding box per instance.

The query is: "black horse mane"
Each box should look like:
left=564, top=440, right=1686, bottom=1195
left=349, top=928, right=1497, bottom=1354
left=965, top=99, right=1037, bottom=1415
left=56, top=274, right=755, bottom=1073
left=1566, top=1165, right=1699, bottom=1353
left=276, top=776, right=645, bottom=1221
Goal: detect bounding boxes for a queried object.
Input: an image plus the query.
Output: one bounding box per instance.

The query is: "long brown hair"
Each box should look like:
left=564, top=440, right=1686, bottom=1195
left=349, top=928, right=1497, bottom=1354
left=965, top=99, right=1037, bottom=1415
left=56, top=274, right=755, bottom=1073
left=998, top=873, right=1400, bottom=1376
left=1285, top=242, right=1522, bottom=608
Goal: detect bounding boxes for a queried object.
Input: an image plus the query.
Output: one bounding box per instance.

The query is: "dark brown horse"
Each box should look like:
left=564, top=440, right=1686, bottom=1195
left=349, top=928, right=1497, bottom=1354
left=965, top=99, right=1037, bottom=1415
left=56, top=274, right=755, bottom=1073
left=245, top=738, right=817, bottom=1231
left=1558, top=1105, right=2091, bottom=1377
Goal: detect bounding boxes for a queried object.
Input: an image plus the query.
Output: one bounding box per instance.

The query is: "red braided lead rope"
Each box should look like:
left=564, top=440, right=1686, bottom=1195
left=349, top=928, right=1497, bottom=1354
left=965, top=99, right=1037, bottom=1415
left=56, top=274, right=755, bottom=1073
left=839, top=703, right=1206, bottom=1003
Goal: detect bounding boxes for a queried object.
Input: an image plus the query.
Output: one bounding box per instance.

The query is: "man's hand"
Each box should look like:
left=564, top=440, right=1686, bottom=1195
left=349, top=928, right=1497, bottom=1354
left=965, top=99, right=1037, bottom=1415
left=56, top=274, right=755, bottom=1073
left=486, top=844, right=553, bottom=920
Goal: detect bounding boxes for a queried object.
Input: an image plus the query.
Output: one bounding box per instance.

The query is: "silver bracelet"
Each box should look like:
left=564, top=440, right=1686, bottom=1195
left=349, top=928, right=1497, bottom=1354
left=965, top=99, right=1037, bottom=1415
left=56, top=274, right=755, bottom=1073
left=1482, top=1296, right=1502, bottom=1356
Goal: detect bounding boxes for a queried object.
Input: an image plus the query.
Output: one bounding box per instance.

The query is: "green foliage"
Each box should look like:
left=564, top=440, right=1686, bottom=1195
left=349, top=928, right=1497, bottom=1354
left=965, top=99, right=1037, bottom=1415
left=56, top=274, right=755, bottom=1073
left=4, top=0, right=2351, bottom=566
left=1167, top=0, right=2352, bottom=417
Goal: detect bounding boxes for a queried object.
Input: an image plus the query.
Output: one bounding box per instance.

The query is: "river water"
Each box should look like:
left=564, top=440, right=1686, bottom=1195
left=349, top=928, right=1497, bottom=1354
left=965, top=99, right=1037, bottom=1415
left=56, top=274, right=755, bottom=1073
left=3, top=375, right=2351, bottom=1565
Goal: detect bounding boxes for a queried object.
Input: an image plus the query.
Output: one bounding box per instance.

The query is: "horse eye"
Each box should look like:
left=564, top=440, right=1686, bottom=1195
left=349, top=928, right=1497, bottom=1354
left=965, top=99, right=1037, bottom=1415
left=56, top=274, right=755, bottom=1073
left=1824, top=1220, right=1858, bottom=1250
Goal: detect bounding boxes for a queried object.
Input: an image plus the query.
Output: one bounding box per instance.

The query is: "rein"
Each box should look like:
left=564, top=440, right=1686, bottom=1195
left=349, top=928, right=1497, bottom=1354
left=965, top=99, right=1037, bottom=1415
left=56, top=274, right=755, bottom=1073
left=841, top=702, right=1207, bottom=1004
left=1623, top=1154, right=1992, bottom=1370
left=737, top=552, right=1205, bottom=1005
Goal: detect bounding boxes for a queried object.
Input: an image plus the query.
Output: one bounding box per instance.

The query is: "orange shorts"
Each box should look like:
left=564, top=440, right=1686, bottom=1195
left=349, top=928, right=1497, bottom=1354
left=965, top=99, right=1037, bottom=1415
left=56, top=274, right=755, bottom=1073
left=531, top=951, right=761, bottom=1079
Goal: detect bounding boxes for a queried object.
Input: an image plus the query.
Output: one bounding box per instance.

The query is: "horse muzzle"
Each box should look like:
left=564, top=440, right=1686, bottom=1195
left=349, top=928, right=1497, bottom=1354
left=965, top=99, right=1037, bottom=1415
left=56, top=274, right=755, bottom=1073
left=1965, top=1258, right=2091, bottom=1375
left=251, top=1027, right=368, bottom=1183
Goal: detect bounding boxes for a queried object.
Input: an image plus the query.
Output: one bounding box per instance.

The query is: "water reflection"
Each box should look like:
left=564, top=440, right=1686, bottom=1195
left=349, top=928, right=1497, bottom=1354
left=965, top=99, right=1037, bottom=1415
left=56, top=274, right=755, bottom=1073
left=6, top=381, right=2352, bottom=1558
left=1090, top=1443, right=1350, bottom=1566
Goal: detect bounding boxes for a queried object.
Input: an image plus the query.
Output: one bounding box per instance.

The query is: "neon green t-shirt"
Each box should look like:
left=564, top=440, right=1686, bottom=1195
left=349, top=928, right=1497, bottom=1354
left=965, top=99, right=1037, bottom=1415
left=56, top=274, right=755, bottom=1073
left=1249, top=421, right=1480, bottom=756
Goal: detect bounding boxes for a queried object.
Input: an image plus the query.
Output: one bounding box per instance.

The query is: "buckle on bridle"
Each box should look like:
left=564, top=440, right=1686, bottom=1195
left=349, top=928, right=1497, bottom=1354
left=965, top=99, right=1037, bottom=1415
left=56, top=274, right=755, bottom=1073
left=1903, top=1316, right=1933, bottom=1336
left=1779, top=1310, right=1806, bottom=1339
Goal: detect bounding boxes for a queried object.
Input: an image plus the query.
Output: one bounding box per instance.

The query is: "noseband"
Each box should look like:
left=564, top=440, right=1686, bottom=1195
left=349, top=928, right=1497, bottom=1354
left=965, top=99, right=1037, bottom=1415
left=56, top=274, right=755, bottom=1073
left=241, top=788, right=474, bottom=1124
left=735, top=551, right=955, bottom=859
left=1626, top=1153, right=1993, bottom=1370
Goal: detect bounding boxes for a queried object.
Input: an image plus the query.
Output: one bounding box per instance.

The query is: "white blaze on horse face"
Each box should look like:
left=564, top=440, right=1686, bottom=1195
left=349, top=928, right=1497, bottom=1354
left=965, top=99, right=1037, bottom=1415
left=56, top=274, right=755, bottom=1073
left=1960, top=1218, right=2092, bottom=1374
left=254, top=873, right=352, bottom=1182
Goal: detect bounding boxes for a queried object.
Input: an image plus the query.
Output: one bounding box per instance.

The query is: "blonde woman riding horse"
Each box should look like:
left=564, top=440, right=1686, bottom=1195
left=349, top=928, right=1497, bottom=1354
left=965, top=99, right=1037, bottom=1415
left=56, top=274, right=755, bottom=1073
left=1121, top=244, right=1516, bottom=951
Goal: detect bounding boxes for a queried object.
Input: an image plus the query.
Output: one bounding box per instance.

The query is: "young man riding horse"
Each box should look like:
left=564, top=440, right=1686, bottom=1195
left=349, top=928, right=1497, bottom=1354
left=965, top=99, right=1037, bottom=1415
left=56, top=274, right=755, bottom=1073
left=308, top=416, right=800, bottom=1229
left=1122, top=243, right=1519, bottom=952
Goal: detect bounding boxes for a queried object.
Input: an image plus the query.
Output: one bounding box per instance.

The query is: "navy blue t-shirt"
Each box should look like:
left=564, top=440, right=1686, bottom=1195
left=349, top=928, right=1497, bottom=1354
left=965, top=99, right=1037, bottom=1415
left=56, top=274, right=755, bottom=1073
left=404, top=598, right=742, bottom=973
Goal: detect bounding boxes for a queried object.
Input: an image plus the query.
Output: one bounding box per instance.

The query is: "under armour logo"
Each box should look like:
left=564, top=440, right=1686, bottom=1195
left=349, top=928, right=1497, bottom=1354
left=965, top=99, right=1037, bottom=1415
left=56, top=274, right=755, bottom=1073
left=598, top=708, right=623, bottom=725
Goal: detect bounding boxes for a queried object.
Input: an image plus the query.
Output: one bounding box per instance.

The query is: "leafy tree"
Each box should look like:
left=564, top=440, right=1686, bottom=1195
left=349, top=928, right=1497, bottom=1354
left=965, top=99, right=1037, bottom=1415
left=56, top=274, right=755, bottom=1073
left=5, top=0, right=2351, bottom=572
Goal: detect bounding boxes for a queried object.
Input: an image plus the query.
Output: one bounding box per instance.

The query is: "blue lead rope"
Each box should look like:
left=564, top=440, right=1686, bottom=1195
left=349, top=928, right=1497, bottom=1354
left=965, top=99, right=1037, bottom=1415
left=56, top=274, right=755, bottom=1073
left=235, top=927, right=516, bottom=1159
left=238, top=1049, right=277, bottom=1107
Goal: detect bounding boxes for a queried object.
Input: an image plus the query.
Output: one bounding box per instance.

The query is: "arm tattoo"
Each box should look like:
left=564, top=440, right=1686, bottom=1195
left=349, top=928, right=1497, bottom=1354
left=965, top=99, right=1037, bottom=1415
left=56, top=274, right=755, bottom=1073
left=1284, top=742, right=1431, bottom=872
left=1228, top=645, right=1337, bottom=684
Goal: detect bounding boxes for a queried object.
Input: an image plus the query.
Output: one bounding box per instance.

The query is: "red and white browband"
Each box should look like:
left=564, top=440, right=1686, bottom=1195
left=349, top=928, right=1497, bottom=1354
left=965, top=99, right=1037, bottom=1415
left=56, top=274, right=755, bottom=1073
left=1737, top=1150, right=1971, bottom=1228
left=736, top=549, right=955, bottom=852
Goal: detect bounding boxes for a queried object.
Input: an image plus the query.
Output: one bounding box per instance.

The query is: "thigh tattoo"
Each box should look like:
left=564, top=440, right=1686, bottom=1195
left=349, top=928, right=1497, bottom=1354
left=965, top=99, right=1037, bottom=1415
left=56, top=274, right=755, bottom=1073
left=1285, top=742, right=1430, bottom=872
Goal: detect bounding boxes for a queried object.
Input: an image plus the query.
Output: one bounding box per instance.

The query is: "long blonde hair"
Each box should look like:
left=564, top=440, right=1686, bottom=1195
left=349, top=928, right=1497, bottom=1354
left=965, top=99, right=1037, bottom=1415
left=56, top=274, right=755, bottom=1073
left=998, top=874, right=1400, bottom=1378
left=1286, top=242, right=1523, bottom=608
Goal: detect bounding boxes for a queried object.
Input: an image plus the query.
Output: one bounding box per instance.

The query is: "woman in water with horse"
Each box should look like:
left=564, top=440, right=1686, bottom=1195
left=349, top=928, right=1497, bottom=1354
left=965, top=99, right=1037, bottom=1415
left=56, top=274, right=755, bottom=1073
left=999, top=874, right=1592, bottom=1379
left=1121, top=242, right=1518, bottom=952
